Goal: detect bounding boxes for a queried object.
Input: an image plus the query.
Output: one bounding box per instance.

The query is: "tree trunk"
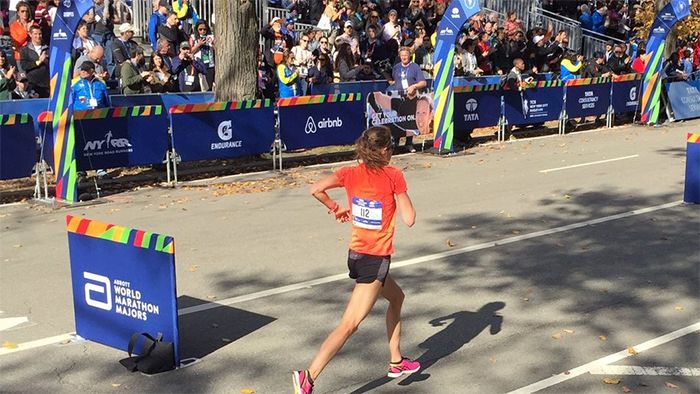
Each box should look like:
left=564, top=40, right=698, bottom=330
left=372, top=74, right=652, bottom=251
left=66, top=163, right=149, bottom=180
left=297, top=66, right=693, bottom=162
left=214, top=0, right=259, bottom=101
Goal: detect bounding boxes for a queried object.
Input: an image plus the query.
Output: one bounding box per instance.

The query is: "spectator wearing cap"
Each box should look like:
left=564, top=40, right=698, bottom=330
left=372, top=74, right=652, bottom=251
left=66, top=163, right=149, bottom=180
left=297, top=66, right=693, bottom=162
left=171, top=40, right=207, bottom=92
left=582, top=51, right=612, bottom=78
left=74, top=45, right=108, bottom=81
left=335, top=21, right=360, bottom=55
left=120, top=46, right=152, bottom=94
left=12, top=72, right=35, bottom=99
left=148, top=2, right=169, bottom=52
left=111, top=22, right=138, bottom=78
left=159, top=12, right=188, bottom=56
left=261, top=15, right=294, bottom=67
left=381, top=9, right=401, bottom=44
left=73, top=21, right=98, bottom=59
left=19, top=25, right=50, bottom=98
left=71, top=61, right=110, bottom=111
left=0, top=49, right=17, bottom=100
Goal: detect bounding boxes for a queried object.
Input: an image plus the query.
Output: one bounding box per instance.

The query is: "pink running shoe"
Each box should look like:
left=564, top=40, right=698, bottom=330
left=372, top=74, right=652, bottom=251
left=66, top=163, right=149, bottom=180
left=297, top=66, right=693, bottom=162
left=387, top=358, right=421, bottom=378
left=292, top=370, right=314, bottom=394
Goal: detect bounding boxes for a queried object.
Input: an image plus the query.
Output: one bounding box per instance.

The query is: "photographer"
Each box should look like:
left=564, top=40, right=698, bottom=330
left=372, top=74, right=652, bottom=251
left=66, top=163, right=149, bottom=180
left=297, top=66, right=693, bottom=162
left=120, top=47, right=152, bottom=94
left=19, top=25, right=49, bottom=98
left=171, top=41, right=207, bottom=92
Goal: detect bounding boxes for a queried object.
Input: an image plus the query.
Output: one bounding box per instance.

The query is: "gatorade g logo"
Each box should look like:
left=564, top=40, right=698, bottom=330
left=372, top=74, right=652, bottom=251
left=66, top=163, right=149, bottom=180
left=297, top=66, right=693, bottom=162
left=305, top=116, right=343, bottom=134
left=83, top=272, right=112, bottom=311
left=629, top=87, right=637, bottom=101
left=218, top=120, right=233, bottom=141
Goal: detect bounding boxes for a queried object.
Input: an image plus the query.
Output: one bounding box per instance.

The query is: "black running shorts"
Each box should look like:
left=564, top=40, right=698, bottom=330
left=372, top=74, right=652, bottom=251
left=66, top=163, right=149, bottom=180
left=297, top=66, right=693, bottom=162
left=347, top=250, right=391, bottom=284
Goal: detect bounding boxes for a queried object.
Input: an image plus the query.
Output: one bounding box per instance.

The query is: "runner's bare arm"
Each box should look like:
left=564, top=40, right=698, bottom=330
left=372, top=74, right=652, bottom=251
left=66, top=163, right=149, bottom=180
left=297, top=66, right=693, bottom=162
left=396, top=192, right=415, bottom=227
left=311, top=174, right=343, bottom=211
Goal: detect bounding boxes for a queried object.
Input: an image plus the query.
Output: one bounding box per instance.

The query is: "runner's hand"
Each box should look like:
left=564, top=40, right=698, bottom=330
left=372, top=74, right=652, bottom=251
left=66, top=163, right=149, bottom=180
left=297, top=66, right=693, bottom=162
left=334, top=208, right=351, bottom=223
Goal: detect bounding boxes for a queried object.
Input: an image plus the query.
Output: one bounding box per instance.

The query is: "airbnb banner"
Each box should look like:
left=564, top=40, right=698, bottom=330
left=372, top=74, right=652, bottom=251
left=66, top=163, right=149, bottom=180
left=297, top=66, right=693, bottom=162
left=279, top=94, right=365, bottom=150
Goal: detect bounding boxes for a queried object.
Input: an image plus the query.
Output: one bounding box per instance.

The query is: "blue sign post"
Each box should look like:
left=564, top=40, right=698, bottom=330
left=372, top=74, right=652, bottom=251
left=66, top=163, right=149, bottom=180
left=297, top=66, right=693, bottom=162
left=685, top=133, right=700, bottom=204
left=66, top=215, right=180, bottom=364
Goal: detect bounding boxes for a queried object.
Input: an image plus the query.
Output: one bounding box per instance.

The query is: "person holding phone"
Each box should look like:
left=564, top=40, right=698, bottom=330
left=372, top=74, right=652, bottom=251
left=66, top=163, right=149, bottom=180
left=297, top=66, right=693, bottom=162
left=188, top=20, right=215, bottom=90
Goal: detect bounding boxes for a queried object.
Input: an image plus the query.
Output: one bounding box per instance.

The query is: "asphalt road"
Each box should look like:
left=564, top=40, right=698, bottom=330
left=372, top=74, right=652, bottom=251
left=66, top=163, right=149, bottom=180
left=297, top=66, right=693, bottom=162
left=1, top=120, right=698, bottom=393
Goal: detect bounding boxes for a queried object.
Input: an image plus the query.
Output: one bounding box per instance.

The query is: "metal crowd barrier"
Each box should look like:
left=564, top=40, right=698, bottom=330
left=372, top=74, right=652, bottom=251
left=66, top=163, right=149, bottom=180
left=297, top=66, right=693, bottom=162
left=529, top=7, right=581, bottom=53
left=481, top=0, right=536, bottom=28
left=581, top=28, right=625, bottom=61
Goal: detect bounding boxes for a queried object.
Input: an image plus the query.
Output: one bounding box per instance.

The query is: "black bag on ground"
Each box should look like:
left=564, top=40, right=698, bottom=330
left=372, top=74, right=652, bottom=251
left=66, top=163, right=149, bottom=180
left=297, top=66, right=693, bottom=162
left=119, top=332, right=175, bottom=375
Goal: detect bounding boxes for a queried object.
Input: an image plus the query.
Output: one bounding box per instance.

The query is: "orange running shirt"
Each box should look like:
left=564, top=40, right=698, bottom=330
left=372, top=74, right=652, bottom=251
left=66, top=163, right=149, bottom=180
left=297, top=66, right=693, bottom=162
left=334, top=163, right=407, bottom=256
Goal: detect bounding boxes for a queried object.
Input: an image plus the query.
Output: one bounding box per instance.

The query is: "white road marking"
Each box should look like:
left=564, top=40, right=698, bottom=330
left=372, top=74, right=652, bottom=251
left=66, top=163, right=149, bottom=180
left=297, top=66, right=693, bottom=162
left=589, top=365, right=700, bottom=376
left=507, top=321, right=700, bottom=394
left=539, top=155, right=639, bottom=173
left=0, top=333, right=76, bottom=356
left=0, top=200, right=686, bottom=356
left=0, top=317, right=28, bottom=331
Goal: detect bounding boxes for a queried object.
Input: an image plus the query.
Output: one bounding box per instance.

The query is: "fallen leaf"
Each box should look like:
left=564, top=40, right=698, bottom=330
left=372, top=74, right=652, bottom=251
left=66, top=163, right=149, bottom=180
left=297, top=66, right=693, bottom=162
left=111, top=383, right=122, bottom=388
left=564, top=194, right=572, bottom=199
left=674, top=306, right=684, bottom=311
left=212, top=323, right=219, bottom=328
left=489, top=356, right=497, bottom=364
left=222, top=338, right=232, bottom=343
left=664, top=382, right=678, bottom=389
left=13, top=244, right=21, bottom=248
left=522, top=297, right=530, bottom=301
left=564, top=371, right=571, bottom=375
left=446, top=239, right=455, bottom=248
left=599, top=335, right=608, bottom=341
left=627, top=346, right=638, bottom=355
left=552, top=333, right=562, bottom=339
left=602, top=377, right=621, bottom=385
left=512, top=230, right=521, bottom=234
left=187, top=265, right=199, bottom=272
left=240, top=389, right=256, bottom=394
left=2, top=341, right=18, bottom=349
left=207, top=295, right=217, bottom=300
left=563, top=329, right=575, bottom=334
left=623, top=386, right=632, bottom=393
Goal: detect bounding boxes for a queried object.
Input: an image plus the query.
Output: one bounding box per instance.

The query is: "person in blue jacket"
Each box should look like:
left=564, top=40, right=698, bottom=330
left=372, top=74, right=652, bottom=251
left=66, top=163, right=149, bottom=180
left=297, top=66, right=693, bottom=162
left=578, top=4, right=593, bottom=31
left=148, top=3, right=169, bottom=52
left=71, top=61, right=110, bottom=111
left=276, top=50, right=299, bottom=98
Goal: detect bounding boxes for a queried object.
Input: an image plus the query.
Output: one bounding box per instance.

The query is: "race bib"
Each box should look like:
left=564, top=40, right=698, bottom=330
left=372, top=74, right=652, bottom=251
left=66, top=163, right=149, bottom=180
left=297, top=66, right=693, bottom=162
left=352, top=197, right=383, bottom=230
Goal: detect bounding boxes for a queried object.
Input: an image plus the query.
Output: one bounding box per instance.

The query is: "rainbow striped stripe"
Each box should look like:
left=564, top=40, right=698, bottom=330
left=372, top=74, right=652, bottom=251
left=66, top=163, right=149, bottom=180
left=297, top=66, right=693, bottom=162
left=277, top=93, right=362, bottom=107
left=169, top=99, right=272, bottom=113
left=565, top=77, right=611, bottom=86
left=688, top=133, right=700, bottom=144
left=0, top=113, right=30, bottom=126
left=73, top=106, right=163, bottom=120
left=66, top=215, right=174, bottom=254
left=613, top=73, right=642, bottom=83
left=453, top=84, right=501, bottom=93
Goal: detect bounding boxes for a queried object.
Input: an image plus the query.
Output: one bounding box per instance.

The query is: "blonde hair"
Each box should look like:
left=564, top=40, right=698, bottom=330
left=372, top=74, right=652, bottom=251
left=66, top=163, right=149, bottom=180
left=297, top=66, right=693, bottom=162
left=355, top=127, right=392, bottom=169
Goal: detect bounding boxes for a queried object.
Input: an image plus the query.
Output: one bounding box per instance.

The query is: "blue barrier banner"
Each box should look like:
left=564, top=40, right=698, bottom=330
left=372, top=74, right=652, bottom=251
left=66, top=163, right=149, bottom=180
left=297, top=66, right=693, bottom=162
left=0, top=114, right=37, bottom=180
left=666, top=79, right=700, bottom=121
left=453, top=85, right=502, bottom=131
left=503, top=82, right=564, bottom=126
left=611, top=74, right=642, bottom=114
left=279, top=94, right=365, bottom=150
left=565, top=78, right=612, bottom=118
left=66, top=215, right=180, bottom=364
left=73, top=106, right=169, bottom=170
left=0, top=98, right=50, bottom=138
left=170, top=100, right=275, bottom=162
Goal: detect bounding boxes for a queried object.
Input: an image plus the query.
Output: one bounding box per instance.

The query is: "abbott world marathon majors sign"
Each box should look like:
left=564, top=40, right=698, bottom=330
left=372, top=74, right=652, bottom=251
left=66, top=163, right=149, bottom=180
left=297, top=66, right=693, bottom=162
left=66, top=215, right=180, bottom=364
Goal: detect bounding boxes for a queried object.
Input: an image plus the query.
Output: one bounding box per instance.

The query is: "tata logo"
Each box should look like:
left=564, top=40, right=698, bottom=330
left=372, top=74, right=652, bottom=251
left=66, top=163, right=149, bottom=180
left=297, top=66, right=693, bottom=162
left=629, top=87, right=637, bottom=101
left=305, top=116, right=343, bottom=134
left=451, top=7, right=460, bottom=18
left=463, top=98, right=480, bottom=121
left=217, top=120, right=233, bottom=141
left=83, top=272, right=112, bottom=311
left=439, top=27, right=454, bottom=36
left=84, top=131, right=132, bottom=151
left=63, top=0, right=71, bottom=7
left=52, top=29, right=68, bottom=40
left=465, top=98, right=478, bottom=112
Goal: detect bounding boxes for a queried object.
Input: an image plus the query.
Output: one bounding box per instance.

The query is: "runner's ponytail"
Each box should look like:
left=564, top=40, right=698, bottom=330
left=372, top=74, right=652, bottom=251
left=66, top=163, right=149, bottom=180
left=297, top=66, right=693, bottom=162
left=355, top=126, right=392, bottom=169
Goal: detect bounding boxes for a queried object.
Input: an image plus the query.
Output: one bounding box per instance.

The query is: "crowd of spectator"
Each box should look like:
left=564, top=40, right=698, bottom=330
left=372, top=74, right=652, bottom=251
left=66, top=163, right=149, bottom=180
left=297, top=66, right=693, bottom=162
left=0, top=0, right=215, bottom=105
left=260, top=0, right=699, bottom=99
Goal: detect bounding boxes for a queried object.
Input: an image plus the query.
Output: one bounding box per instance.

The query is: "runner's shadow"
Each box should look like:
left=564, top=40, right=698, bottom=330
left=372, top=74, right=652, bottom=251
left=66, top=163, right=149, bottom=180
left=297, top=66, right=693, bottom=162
left=349, top=302, right=505, bottom=393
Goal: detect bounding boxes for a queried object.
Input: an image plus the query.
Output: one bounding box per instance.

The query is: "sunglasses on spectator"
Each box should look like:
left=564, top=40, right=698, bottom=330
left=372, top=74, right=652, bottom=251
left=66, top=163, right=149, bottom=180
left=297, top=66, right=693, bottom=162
left=320, top=40, right=328, bottom=44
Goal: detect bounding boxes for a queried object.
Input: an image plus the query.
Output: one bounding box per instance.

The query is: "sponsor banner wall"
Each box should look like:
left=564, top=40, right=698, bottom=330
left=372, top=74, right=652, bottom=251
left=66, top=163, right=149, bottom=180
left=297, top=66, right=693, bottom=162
left=73, top=106, right=169, bottom=170
left=0, top=114, right=37, bottom=180
left=503, top=81, right=564, bottom=126
left=564, top=78, right=611, bottom=118
left=279, top=94, right=365, bottom=150
left=611, top=74, right=642, bottom=114
left=367, top=91, right=434, bottom=144
left=453, top=84, right=502, bottom=131
left=666, top=79, right=700, bottom=121
left=170, top=100, right=275, bottom=162
left=66, top=215, right=180, bottom=364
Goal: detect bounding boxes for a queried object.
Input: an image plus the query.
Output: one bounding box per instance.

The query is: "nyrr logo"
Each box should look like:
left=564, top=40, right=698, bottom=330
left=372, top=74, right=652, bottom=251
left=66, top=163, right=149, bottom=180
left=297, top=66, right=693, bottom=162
left=629, top=87, right=637, bottom=101
left=451, top=7, right=460, bottom=18
left=217, top=120, right=233, bottom=141
left=84, top=131, right=132, bottom=152
left=83, top=272, right=112, bottom=311
left=652, top=26, right=666, bottom=34
left=52, top=29, right=68, bottom=40
left=305, top=116, right=343, bottom=134
left=463, top=98, right=479, bottom=121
